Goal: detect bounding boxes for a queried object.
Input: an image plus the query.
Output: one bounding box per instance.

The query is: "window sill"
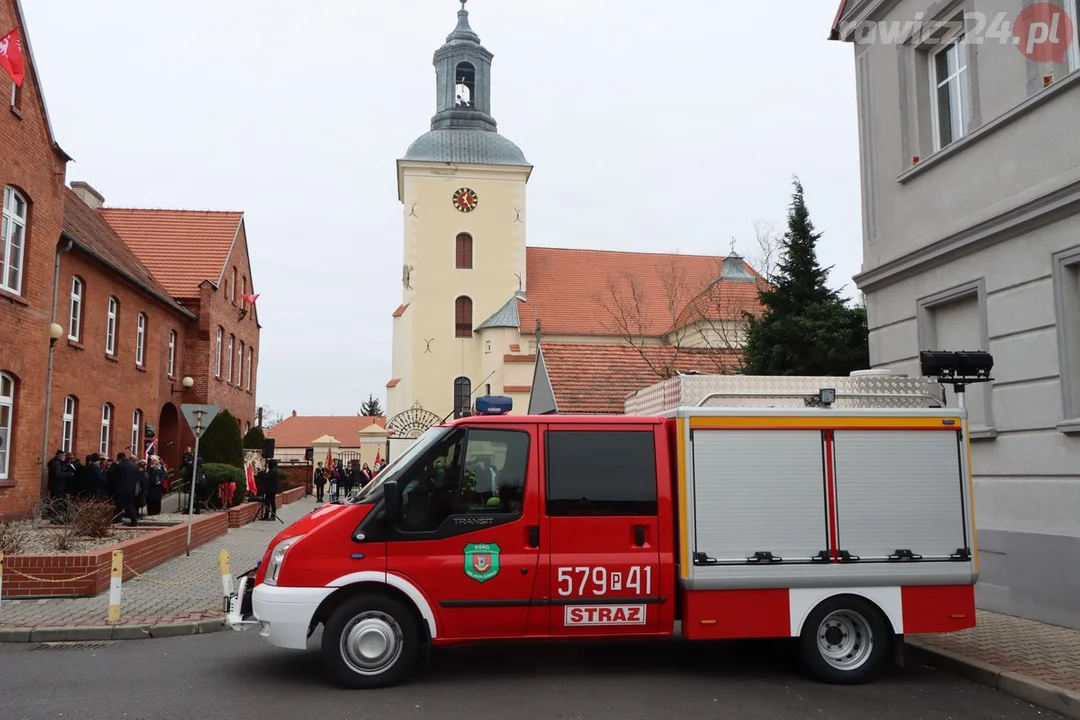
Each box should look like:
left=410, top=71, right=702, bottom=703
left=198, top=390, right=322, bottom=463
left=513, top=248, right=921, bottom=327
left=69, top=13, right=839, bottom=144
left=0, top=288, right=28, bottom=306
left=135, top=365, right=147, bottom=373
left=66, top=339, right=84, bottom=351
left=969, top=425, right=998, bottom=442
left=9, top=105, right=21, bottom=120
left=0, top=477, right=14, bottom=488
left=1056, top=418, right=1080, bottom=435
left=105, top=355, right=118, bottom=364
left=898, top=67, right=1080, bottom=184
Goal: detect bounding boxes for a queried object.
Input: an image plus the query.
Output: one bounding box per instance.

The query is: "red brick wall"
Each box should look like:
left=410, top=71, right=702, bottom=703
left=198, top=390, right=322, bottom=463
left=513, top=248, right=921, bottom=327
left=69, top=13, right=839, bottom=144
left=0, top=511, right=228, bottom=598
left=49, top=250, right=192, bottom=463
left=0, top=0, right=70, bottom=518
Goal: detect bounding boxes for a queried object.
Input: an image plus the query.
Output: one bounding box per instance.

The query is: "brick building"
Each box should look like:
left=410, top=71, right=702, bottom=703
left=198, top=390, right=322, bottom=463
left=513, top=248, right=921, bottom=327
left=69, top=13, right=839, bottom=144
left=0, top=0, right=260, bottom=518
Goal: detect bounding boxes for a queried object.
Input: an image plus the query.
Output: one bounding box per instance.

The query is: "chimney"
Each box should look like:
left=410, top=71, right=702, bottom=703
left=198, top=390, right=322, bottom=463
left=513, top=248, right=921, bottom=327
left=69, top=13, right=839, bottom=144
left=71, top=181, right=105, bottom=210
left=291, top=410, right=297, bottom=417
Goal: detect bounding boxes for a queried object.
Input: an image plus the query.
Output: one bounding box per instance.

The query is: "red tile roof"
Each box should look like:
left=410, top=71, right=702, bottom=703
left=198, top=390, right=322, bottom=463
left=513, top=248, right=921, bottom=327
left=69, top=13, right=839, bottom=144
left=266, top=415, right=387, bottom=448
left=98, top=207, right=243, bottom=299
left=830, top=0, right=850, bottom=38
left=392, top=304, right=409, bottom=318
left=540, top=343, right=741, bottom=414
left=520, top=247, right=762, bottom=337
left=61, top=189, right=192, bottom=317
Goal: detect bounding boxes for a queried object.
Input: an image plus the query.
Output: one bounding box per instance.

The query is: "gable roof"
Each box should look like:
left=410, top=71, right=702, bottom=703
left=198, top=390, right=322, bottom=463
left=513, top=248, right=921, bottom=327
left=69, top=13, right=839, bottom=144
left=61, top=188, right=194, bottom=319
left=536, top=343, right=741, bottom=414
left=266, top=415, right=387, bottom=448
left=829, top=0, right=851, bottom=39
left=11, top=0, right=71, bottom=161
left=98, top=207, right=244, bottom=298
left=519, top=247, right=762, bottom=337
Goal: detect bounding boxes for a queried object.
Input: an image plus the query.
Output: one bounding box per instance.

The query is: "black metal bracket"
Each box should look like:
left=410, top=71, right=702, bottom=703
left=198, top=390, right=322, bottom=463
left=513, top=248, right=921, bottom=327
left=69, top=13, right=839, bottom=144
left=693, top=551, right=718, bottom=565
left=888, top=549, right=923, bottom=561
left=950, top=547, right=971, bottom=561
left=747, top=551, right=782, bottom=563
left=838, top=550, right=861, bottom=562
left=811, top=550, right=831, bottom=562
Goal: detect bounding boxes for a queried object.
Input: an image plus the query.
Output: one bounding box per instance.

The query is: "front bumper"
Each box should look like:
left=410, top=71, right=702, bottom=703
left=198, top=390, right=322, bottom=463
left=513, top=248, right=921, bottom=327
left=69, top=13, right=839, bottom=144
left=240, top=582, right=334, bottom=650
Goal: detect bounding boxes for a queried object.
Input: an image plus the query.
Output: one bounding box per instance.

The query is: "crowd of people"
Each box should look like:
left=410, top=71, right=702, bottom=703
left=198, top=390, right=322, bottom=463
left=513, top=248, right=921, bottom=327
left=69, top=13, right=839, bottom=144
left=313, top=458, right=385, bottom=502
left=45, top=448, right=169, bottom=526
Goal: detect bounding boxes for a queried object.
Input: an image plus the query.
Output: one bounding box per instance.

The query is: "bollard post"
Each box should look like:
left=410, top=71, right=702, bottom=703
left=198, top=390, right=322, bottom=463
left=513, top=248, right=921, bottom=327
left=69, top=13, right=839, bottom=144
left=107, top=550, right=123, bottom=624
left=219, top=549, right=233, bottom=611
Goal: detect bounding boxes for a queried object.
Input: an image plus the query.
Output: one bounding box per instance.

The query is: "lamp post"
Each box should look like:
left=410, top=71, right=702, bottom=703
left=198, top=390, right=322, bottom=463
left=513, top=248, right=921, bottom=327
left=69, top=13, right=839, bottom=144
left=40, top=322, right=65, bottom=499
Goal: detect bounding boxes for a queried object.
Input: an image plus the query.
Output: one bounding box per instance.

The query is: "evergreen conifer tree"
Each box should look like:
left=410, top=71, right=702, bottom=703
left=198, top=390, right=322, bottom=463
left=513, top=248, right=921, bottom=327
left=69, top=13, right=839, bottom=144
left=741, top=178, right=869, bottom=376
left=197, top=409, right=245, bottom=466
left=360, top=394, right=384, bottom=416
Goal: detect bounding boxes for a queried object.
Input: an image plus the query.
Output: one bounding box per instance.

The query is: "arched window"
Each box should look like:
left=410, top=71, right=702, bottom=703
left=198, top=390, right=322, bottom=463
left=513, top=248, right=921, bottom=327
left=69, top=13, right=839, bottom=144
left=231, top=267, right=238, bottom=302
left=167, top=330, right=177, bottom=377
left=131, top=409, right=142, bottom=456
left=455, top=61, right=475, bottom=107
left=62, top=395, right=77, bottom=454
left=453, top=376, right=472, bottom=419
left=69, top=277, right=84, bottom=341
left=241, top=276, right=247, bottom=298
left=105, top=296, right=118, bottom=355
left=0, top=372, right=15, bottom=479
left=455, top=233, right=473, bottom=269
left=227, top=334, right=235, bottom=383
left=1, top=186, right=27, bottom=295
left=215, top=327, right=223, bottom=377
left=100, top=403, right=113, bottom=456
left=135, top=313, right=147, bottom=367
left=455, top=296, right=473, bottom=338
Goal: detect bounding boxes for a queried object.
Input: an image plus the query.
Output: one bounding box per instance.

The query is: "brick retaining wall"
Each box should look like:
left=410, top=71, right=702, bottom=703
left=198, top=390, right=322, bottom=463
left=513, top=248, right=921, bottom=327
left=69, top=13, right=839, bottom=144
left=227, top=502, right=260, bottom=528
left=277, top=487, right=305, bottom=506
left=1, top=512, right=229, bottom=598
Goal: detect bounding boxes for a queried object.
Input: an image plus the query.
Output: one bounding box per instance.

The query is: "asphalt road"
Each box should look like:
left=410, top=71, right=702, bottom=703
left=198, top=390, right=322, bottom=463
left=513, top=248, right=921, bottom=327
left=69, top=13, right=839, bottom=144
left=0, top=630, right=1064, bottom=720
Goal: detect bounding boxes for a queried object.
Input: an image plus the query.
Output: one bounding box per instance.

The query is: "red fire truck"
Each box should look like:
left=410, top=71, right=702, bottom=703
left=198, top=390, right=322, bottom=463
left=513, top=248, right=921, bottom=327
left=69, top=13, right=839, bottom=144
left=227, top=352, right=992, bottom=690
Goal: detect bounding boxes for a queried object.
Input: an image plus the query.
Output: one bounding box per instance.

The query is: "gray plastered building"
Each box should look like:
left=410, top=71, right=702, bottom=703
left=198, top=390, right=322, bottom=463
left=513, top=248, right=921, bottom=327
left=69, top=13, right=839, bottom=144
left=830, top=0, right=1080, bottom=629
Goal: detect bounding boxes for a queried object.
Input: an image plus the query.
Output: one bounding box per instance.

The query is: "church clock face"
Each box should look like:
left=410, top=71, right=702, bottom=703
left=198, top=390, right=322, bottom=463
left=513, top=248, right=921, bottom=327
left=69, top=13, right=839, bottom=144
left=452, top=187, right=479, bottom=213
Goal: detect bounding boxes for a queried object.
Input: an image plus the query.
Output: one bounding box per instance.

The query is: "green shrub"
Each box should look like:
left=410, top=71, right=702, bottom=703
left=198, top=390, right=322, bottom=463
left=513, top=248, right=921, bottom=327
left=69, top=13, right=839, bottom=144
left=199, top=410, right=244, bottom=467
left=242, top=425, right=265, bottom=450
left=201, top=462, right=247, bottom=508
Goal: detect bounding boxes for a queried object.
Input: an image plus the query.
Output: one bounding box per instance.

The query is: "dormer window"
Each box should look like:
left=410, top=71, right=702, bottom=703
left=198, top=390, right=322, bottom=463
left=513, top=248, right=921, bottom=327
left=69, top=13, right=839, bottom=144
left=455, top=62, right=475, bottom=107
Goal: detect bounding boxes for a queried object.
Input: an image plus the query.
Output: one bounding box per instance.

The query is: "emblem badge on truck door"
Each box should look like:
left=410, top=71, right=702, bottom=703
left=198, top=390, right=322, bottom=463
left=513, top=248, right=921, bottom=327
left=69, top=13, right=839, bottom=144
left=463, top=542, right=501, bottom=583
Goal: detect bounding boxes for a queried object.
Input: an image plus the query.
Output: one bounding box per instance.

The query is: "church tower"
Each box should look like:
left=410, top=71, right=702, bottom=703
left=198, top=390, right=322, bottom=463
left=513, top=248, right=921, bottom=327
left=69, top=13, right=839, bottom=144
left=387, top=0, right=533, bottom=443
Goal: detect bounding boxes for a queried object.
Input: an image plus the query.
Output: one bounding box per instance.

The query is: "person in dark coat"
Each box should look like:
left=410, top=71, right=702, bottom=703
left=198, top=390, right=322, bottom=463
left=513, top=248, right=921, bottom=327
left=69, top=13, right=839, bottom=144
left=107, top=453, right=142, bottom=526
left=313, top=462, right=327, bottom=502
left=257, top=459, right=279, bottom=520
left=145, top=455, right=166, bottom=515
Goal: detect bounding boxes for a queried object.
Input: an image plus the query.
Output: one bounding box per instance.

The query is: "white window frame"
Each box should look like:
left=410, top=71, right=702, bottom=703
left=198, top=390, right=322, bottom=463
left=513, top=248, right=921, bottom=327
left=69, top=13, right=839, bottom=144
left=131, top=409, right=142, bottom=456
left=1, top=186, right=28, bottom=295
left=106, top=297, right=118, bottom=355
left=167, top=330, right=176, bottom=377
left=69, top=277, right=83, bottom=341
left=1067, top=1, right=1080, bottom=73
left=0, top=372, right=14, bottom=480
left=100, top=403, right=112, bottom=456
left=238, top=341, right=244, bottom=387
left=62, top=395, right=76, bottom=454
left=246, top=348, right=253, bottom=390
left=929, top=32, right=970, bottom=152
left=227, top=334, right=234, bottom=383
left=215, top=327, right=223, bottom=378
left=135, top=313, right=147, bottom=367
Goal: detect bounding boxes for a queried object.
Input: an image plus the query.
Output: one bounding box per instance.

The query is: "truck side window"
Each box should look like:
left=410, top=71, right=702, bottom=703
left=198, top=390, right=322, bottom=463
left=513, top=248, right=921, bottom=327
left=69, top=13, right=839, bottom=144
left=545, top=430, right=658, bottom=517
left=397, top=428, right=530, bottom=533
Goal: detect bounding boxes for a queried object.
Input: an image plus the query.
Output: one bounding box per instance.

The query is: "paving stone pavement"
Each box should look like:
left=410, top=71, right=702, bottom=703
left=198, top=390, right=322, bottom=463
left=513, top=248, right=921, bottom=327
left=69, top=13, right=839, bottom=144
left=913, top=609, right=1080, bottom=693
left=0, top=496, right=318, bottom=629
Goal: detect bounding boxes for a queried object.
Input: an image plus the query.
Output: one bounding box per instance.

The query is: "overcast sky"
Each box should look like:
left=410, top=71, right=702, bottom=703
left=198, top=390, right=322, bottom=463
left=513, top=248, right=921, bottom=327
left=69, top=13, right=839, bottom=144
left=22, top=0, right=859, bottom=418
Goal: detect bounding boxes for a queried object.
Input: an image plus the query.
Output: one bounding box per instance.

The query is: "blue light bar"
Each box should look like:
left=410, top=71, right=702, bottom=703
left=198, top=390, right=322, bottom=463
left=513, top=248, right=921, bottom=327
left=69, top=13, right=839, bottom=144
left=475, top=396, right=512, bottom=415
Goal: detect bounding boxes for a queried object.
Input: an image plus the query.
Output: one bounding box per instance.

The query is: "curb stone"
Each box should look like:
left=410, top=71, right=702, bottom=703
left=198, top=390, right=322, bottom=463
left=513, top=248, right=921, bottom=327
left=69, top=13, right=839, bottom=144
left=0, top=615, right=227, bottom=644
left=907, top=640, right=1080, bottom=720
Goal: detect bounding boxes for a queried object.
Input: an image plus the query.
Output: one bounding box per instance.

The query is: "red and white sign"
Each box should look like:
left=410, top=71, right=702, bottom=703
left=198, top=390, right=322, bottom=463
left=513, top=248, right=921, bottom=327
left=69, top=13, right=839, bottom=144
left=564, top=604, right=646, bottom=626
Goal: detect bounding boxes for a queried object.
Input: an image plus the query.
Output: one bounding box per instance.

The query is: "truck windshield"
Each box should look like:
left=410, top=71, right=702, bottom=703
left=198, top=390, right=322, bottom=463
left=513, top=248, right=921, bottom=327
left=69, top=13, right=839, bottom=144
left=348, top=426, right=451, bottom=503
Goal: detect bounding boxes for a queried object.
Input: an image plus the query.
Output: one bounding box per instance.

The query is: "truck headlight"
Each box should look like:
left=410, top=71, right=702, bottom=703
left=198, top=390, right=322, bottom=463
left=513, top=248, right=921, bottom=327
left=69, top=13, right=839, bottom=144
left=264, top=535, right=303, bottom=586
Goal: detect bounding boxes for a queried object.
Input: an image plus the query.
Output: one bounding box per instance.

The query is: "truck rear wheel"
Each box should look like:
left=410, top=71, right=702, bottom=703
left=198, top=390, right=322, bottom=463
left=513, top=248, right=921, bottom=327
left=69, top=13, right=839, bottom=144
left=799, top=596, right=889, bottom=685
left=321, top=592, right=420, bottom=689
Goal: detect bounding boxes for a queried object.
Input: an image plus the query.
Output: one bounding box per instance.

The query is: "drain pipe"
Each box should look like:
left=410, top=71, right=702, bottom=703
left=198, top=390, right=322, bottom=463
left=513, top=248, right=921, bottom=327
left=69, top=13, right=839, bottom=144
left=40, top=237, right=73, bottom=500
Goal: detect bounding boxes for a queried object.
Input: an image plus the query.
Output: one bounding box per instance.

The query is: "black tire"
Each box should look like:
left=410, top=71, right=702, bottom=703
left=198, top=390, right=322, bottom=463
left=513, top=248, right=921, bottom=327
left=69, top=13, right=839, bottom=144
left=321, top=592, right=421, bottom=689
left=798, top=595, right=890, bottom=685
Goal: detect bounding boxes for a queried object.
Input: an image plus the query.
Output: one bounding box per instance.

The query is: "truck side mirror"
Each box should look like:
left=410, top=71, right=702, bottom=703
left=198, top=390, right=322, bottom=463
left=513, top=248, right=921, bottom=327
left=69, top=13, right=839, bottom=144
left=382, top=479, right=400, bottom=525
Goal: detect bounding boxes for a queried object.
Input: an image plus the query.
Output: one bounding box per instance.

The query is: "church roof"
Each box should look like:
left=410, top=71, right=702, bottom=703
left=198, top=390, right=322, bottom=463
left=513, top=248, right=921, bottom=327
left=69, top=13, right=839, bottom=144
left=402, top=128, right=530, bottom=167
left=477, top=292, right=525, bottom=330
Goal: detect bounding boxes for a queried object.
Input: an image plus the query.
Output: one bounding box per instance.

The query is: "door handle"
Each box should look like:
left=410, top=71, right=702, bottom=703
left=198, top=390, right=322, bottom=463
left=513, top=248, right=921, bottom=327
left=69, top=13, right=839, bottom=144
left=634, top=525, right=646, bottom=547
left=527, top=525, right=540, bottom=548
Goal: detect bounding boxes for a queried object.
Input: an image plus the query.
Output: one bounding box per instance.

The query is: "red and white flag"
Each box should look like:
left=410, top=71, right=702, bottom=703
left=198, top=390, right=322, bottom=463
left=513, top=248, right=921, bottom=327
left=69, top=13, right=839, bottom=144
left=241, top=293, right=260, bottom=306
left=0, top=27, right=25, bottom=87
left=246, top=462, right=258, bottom=496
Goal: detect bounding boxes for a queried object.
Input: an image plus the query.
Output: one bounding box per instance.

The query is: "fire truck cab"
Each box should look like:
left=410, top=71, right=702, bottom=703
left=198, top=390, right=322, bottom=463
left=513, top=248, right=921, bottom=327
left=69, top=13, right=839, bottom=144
left=228, top=354, right=989, bottom=690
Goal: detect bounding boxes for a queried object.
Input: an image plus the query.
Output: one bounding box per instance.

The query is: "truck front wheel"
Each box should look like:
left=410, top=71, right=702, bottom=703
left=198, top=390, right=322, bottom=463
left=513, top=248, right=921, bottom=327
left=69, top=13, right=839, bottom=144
left=322, top=592, right=421, bottom=689
left=799, top=596, right=890, bottom=685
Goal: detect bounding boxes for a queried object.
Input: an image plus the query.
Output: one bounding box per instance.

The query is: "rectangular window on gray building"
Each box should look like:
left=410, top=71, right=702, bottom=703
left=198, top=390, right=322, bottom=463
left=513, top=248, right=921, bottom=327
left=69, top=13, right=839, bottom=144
left=1052, top=246, right=1080, bottom=431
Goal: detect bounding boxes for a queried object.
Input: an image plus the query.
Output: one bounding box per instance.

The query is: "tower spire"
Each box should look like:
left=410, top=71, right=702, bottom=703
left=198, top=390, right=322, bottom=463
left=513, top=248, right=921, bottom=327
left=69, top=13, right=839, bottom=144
left=429, top=0, right=496, bottom=131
